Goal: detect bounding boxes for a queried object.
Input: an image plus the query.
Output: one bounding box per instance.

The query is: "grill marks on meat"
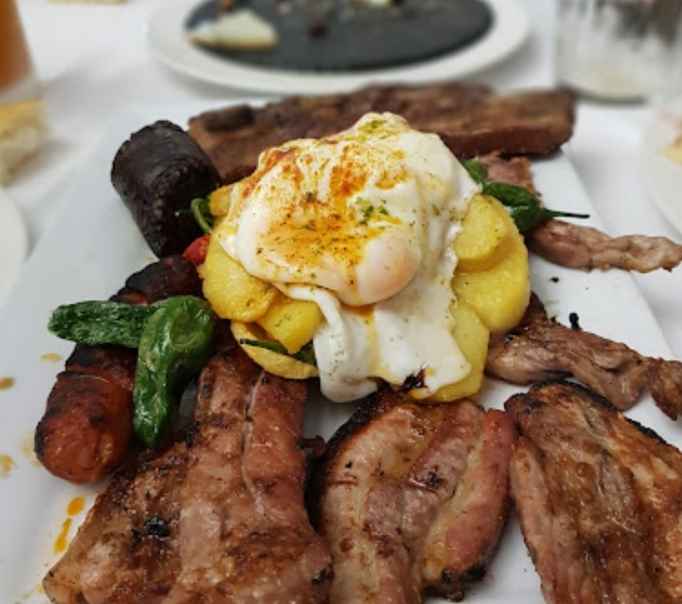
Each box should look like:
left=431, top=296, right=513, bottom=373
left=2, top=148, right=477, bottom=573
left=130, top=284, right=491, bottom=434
left=528, top=219, right=682, bottom=273
left=486, top=294, right=682, bottom=419
left=35, top=255, right=201, bottom=484
left=312, top=389, right=514, bottom=602
left=188, top=83, right=575, bottom=183
left=43, top=349, right=332, bottom=604
left=507, top=381, right=682, bottom=604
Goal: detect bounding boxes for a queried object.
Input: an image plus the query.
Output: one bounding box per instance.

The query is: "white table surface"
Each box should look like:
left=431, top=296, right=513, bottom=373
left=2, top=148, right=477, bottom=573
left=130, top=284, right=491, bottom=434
left=6, top=0, right=682, bottom=359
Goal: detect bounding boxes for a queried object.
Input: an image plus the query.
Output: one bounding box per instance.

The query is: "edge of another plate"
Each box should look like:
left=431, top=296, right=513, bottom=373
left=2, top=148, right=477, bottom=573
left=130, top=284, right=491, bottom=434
left=0, top=188, right=28, bottom=307
left=640, top=106, right=682, bottom=235
left=147, top=0, right=529, bottom=95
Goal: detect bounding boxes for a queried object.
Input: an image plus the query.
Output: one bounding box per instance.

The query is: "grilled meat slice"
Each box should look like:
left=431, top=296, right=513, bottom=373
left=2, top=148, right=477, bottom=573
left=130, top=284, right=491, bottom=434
left=43, top=348, right=332, bottom=604
left=486, top=294, right=682, bottom=419
left=528, top=219, right=682, bottom=273
left=44, top=443, right=188, bottom=604
left=312, top=389, right=514, bottom=603
left=188, top=83, right=575, bottom=183
left=35, top=255, right=201, bottom=484
left=507, top=381, right=682, bottom=604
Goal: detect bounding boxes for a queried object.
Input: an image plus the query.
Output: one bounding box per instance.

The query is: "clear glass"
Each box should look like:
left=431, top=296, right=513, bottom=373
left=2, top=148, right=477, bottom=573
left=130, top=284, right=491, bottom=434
left=556, top=0, right=682, bottom=102
left=0, top=0, right=39, bottom=104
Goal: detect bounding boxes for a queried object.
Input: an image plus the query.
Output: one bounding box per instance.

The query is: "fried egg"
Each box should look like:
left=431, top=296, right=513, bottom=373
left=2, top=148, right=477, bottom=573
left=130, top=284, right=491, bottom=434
left=220, top=113, right=479, bottom=402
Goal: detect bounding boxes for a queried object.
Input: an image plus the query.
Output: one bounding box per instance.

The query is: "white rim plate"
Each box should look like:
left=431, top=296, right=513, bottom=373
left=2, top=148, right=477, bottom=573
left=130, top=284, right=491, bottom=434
left=147, top=0, right=529, bottom=95
left=640, top=105, right=682, bottom=236
left=0, top=189, right=28, bottom=306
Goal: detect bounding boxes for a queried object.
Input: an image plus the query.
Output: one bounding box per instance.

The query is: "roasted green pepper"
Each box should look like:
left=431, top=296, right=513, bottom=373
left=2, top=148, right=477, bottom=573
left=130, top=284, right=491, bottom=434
left=133, top=296, right=216, bottom=447
left=48, top=301, right=157, bottom=348
left=463, top=159, right=590, bottom=233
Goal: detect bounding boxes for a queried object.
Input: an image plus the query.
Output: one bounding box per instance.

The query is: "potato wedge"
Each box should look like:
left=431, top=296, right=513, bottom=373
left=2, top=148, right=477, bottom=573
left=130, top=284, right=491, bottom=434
left=200, top=231, right=277, bottom=322
left=452, top=209, right=530, bottom=334
left=427, top=301, right=490, bottom=402
left=454, top=195, right=512, bottom=272
left=209, top=185, right=231, bottom=217
left=231, top=321, right=319, bottom=380
left=257, top=294, right=324, bottom=354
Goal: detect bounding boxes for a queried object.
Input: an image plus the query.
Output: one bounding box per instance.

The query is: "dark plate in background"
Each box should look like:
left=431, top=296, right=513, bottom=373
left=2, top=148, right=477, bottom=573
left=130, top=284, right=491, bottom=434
left=185, top=0, right=493, bottom=73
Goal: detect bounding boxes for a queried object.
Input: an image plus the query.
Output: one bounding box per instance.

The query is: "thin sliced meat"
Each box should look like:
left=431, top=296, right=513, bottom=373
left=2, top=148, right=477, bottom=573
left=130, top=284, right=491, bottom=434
left=312, top=389, right=514, bottom=603
left=507, top=380, right=682, bottom=604
left=486, top=293, right=682, bottom=419
left=43, top=348, right=331, bottom=604
left=528, top=219, right=682, bottom=273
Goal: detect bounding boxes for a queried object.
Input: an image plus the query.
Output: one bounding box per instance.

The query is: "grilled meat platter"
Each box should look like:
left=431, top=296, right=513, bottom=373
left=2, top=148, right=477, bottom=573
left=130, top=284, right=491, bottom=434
left=24, top=81, right=682, bottom=604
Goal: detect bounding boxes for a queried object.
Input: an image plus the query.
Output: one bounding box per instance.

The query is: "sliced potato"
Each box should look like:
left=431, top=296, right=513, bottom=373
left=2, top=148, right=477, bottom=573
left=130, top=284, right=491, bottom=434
left=452, top=215, right=530, bottom=334
left=200, top=232, right=276, bottom=322
left=257, top=294, right=324, bottom=354
left=428, top=301, right=490, bottom=402
left=455, top=195, right=512, bottom=272
left=209, top=185, right=231, bottom=217
left=231, top=321, right=319, bottom=380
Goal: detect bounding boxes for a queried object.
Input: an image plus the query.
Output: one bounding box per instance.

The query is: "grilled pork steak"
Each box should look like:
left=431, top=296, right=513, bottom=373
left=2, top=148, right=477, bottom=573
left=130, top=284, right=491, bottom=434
left=188, top=83, right=575, bottom=183
left=44, top=348, right=332, bottom=604
left=312, top=389, right=514, bottom=602
left=507, top=381, right=682, bottom=604
left=486, top=294, right=682, bottom=419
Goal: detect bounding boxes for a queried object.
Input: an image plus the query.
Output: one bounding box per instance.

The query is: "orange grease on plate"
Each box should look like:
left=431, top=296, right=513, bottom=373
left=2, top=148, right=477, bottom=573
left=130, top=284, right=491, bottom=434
left=53, top=496, right=87, bottom=553
left=0, top=376, right=15, bottom=390
left=0, top=454, right=15, bottom=477
left=41, top=352, right=63, bottom=363
left=53, top=518, right=72, bottom=554
left=67, top=496, right=85, bottom=516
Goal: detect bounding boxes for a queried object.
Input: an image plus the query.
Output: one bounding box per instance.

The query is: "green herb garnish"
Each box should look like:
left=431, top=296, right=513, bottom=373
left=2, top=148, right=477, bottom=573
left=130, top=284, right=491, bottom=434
left=463, top=159, right=589, bottom=233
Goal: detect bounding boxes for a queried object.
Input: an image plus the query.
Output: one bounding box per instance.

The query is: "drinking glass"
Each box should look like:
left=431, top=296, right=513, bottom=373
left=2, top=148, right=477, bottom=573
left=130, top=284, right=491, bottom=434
left=556, top=0, right=682, bottom=102
left=0, top=0, right=39, bottom=104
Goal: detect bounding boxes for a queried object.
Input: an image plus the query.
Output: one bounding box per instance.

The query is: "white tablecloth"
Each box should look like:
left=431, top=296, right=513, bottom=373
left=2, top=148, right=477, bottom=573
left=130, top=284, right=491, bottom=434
left=8, top=0, right=682, bottom=358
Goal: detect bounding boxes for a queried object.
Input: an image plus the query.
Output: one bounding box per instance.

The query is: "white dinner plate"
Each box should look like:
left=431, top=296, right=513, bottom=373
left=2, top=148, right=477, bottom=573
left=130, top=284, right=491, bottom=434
left=147, top=0, right=529, bottom=95
left=640, top=102, right=682, bottom=235
left=1, top=104, right=680, bottom=604
left=0, top=188, right=28, bottom=308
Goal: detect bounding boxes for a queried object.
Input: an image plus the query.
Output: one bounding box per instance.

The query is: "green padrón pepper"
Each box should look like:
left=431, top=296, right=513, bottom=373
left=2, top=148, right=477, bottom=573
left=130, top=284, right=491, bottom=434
left=133, top=296, right=216, bottom=448
left=463, top=159, right=590, bottom=233
left=48, top=301, right=156, bottom=348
